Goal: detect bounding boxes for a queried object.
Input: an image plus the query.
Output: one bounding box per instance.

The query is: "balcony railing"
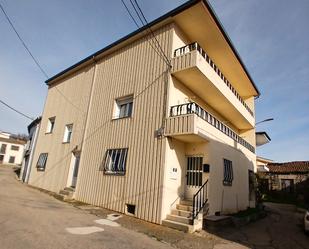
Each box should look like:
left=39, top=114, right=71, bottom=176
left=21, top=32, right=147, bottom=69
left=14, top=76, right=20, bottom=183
left=174, top=42, right=254, bottom=117
left=170, top=102, right=255, bottom=153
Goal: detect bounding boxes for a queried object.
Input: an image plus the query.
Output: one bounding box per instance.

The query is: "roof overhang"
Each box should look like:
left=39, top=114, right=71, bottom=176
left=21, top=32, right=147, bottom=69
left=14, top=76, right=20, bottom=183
left=257, top=165, right=270, bottom=172
left=45, top=0, right=260, bottom=97
left=256, top=131, right=271, bottom=147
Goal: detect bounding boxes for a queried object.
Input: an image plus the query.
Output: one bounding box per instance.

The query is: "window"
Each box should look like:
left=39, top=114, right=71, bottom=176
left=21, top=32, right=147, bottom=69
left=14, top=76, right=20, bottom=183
left=223, top=159, right=233, bottom=186
left=63, top=124, right=73, bottom=143
left=101, top=148, right=128, bottom=174
left=36, top=153, right=48, bottom=171
left=9, top=156, right=15, bottom=164
left=0, top=144, right=7, bottom=154
left=114, top=95, right=133, bottom=119
left=11, top=145, right=19, bottom=151
left=46, top=117, right=55, bottom=133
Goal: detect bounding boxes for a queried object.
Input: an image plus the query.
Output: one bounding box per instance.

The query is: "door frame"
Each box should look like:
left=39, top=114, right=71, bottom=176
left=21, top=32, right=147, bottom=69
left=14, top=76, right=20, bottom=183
left=66, top=151, right=81, bottom=188
left=184, top=155, right=204, bottom=200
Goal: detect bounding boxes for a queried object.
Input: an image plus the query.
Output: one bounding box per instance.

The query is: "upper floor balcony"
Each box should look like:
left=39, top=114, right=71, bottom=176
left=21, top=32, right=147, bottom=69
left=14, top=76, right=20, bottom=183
left=165, top=102, right=255, bottom=154
left=171, top=42, right=255, bottom=130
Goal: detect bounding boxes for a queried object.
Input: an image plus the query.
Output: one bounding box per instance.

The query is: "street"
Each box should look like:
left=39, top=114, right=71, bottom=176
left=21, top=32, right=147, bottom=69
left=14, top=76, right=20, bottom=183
left=0, top=164, right=308, bottom=249
left=0, top=165, right=174, bottom=249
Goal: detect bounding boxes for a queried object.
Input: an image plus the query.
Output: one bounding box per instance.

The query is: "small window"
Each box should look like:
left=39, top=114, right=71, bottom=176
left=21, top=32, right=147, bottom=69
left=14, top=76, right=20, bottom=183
left=37, top=153, right=48, bottom=171
left=0, top=144, right=7, bottom=154
left=101, top=148, right=128, bottom=174
left=9, top=156, right=15, bottom=164
left=11, top=145, right=19, bottom=151
left=46, top=117, right=55, bottom=133
left=114, top=95, right=133, bottom=119
left=63, top=124, right=73, bottom=143
left=223, top=159, right=233, bottom=186
left=126, top=204, right=136, bottom=215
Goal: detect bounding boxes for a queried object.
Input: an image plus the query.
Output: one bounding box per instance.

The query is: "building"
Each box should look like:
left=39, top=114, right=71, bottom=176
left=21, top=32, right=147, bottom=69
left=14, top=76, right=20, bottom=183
left=20, top=117, right=41, bottom=183
left=0, top=131, right=26, bottom=165
left=256, top=156, right=273, bottom=172
left=27, top=0, right=260, bottom=231
left=259, top=161, right=309, bottom=193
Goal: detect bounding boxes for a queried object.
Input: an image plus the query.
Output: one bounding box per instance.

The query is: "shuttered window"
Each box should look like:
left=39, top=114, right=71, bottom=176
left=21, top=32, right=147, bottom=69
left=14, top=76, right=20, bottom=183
left=114, top=95, right=133, bottom=119
left=37, top=153, right=48, bottom=171
left=223, top=159, right=233, bottom=186
left=101, top=148, right=128, bottom=175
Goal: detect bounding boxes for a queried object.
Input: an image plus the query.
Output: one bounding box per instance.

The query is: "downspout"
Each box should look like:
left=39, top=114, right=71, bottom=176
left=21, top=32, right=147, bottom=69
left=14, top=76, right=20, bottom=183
left=74, top=56, right=98, bottom=195
left=25, top=122, right=41, bottom=183
left=158, top=25, right=173, bottom=223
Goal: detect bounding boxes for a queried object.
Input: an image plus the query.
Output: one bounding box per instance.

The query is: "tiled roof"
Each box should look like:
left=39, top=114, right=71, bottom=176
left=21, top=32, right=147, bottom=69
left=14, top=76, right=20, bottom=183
left=267, top=161, right=309, bottom=173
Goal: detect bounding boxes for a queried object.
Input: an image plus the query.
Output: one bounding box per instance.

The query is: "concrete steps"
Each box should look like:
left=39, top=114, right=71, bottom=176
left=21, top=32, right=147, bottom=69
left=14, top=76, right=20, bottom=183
left=162, top=219, right=194, bottom=233
left=163, top=199, right=203, bottom=233
left=58, top=187, right=74, bottom=201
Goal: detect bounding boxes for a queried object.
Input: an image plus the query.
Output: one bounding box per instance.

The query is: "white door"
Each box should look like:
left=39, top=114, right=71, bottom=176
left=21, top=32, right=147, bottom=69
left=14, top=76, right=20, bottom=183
left=71, top=154, right=80, bottom=188
left=67, top=152, right=80, bottom=188
left=185, top=156, right=203, bottom=200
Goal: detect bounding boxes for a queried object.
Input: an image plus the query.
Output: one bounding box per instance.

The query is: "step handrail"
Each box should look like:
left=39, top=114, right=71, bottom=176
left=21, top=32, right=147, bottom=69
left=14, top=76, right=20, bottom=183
left=192, top=179, right=208, bottom=220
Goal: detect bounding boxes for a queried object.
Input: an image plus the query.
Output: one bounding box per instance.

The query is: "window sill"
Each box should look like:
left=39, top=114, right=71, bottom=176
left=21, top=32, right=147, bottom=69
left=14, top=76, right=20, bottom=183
left=223, top=181, right=233, bottom=186
left=111, top=116, right=132, bottom=121
left=103, top=171, right=126, bottom=176
left=62, top=141, right=71, bottom=144
left=37, top=168, right=45, bottom=172
left=45, top=132, right=53, bottom=135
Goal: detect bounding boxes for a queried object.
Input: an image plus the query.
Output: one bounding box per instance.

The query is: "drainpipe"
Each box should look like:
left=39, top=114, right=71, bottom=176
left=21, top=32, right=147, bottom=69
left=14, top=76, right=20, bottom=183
left=73, top=56, right=98, bottom=194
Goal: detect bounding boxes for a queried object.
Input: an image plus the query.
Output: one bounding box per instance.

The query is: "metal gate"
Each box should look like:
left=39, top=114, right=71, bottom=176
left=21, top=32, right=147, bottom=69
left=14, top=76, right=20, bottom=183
left=185, top=156, right=203, bottom=199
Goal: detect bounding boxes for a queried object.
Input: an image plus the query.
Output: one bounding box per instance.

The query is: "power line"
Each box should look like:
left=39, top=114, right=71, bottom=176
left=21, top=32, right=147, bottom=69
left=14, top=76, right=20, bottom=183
left=0, top=3, right=49, bottom=79
left=121, top=0, right=171, bottom=67
left=121, top=0, right=170, bottom=66
left=130, top=0, right=171, bottom=67
left=0, top=99, right=34, bottom=121
left=0, top=3, right=86, bottom=115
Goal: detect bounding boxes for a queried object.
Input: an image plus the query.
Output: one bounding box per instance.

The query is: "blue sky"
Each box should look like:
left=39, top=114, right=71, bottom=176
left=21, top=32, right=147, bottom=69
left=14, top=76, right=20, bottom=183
left=0, top=0, right=308, bottom=162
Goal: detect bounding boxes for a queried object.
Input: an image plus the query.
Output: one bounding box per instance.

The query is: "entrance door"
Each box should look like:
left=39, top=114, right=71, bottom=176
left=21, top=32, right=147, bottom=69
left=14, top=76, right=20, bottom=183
left=185, top=156, right=203, bottom=200
left=67, top=152, right=80, bottom=188
left=71, top=154, right=80, bottom=188
left=0, top=155, right=4, bottom=164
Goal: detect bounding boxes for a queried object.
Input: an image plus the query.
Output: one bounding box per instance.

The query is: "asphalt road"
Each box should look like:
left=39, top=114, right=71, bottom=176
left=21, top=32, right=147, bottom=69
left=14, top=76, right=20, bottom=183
left=0, top=165, right=173, bottom=249
left=1, top=164, right=308, bottom=249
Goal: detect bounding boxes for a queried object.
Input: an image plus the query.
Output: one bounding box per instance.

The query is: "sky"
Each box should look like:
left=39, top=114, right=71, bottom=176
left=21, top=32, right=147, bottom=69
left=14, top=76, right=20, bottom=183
left=0, top=0, right=308, bottom=162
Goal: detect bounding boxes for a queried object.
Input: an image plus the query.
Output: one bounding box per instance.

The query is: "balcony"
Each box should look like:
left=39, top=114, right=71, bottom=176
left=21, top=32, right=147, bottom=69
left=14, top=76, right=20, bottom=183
left=171, top=43, right=255, bottom=129
left=165, top=103, right=255, bottom=153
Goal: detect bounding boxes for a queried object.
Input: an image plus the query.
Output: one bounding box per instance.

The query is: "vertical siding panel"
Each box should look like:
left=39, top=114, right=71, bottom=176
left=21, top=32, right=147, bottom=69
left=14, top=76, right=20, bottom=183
left=30, top=24, right=173, bottom=224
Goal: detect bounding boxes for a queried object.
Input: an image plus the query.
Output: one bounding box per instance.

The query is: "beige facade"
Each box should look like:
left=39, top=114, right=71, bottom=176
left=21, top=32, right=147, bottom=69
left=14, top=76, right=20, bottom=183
left=28, top=0, right=259, bottom=228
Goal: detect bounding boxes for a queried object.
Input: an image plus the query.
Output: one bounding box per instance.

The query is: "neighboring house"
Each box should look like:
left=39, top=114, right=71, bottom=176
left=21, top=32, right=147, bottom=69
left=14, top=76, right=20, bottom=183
left=256, top=156, right=273, bottom=173
left=0, top=131, right=26, bottom=165
left=20, top=117, right=41, bottom=183
left=27, top=0, right=261, bottom=231
left=259, top=161, right=309, bottom=194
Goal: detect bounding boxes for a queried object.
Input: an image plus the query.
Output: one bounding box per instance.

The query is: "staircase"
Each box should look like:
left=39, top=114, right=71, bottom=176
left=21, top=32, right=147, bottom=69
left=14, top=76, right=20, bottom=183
left=163, top=180, right=209, bottom=233
left=59, top=187, right=75, bottom=201
left=162, top=199, right=205, bottom=233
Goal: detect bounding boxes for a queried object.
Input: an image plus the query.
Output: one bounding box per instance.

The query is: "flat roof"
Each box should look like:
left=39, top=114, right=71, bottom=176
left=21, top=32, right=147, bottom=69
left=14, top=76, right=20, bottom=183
left=45, top=0, right=260, bottom=96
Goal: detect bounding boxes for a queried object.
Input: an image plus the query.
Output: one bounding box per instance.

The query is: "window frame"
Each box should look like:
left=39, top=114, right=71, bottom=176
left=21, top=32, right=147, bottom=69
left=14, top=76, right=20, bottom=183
left=63, top=124, right=73, bottom=143
left=8, top=156, right=15, bottom=164
left=36, top=153, right=48, bottom=171
left=100, top=148, right=128, bottom=175
left=46, top=117, right=56, bottom=134
left=113, top=95, right=133, bottom=120
left=11, top=145, right=19, bottom=151
left=223, top=158, right=233, bottom=186
left=0, top=144, right=7, bottom=154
